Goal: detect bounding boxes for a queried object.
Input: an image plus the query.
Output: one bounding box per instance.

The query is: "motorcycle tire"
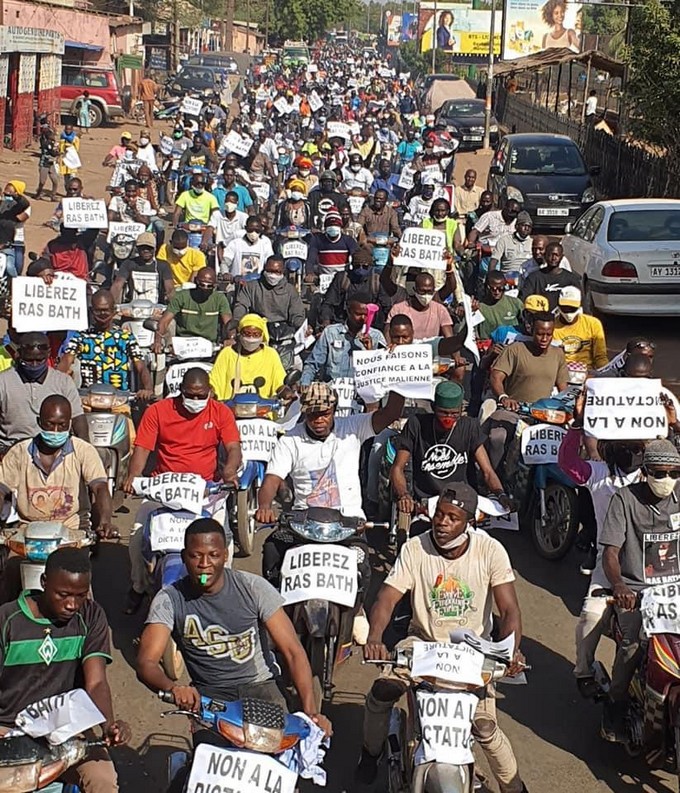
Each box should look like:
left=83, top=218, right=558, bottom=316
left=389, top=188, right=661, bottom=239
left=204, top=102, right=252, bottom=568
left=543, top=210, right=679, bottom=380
left=308, top=636, right=324, bottom=711
left=162, top=637, right=185, bottom=681
left=235, top=485, right=256, bottom=557
left=530, top=483, right=578, bottom=560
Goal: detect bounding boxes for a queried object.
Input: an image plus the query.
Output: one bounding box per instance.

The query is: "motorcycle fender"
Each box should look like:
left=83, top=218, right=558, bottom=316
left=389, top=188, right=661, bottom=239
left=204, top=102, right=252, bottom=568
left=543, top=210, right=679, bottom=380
left=413, top=761, right=472, bottom=793
left=158, top=553, right=187, bottom=588
left=239, top=461, right=265, bottom=490
left=301, top=598, right=330, bottom=638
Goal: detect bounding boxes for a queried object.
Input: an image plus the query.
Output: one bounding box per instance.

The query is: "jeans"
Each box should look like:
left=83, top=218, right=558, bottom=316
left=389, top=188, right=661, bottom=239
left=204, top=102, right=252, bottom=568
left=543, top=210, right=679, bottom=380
left=483, top=409, right=522, bottom=471
left=60, top=744, right=118, bottom=792
left=609, top=606, right=643, bottom=701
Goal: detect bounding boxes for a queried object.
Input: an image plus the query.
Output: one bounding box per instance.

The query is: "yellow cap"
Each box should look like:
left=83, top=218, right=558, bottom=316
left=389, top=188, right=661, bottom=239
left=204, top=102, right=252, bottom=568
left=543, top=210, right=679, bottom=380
left=523, top=294, right=549, bottom=312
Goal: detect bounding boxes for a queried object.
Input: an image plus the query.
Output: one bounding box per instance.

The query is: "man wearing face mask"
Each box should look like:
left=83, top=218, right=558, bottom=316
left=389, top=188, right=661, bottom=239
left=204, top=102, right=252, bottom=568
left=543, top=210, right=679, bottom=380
left=358, top=484, right=528, bottom=791
left=341, top=152, right=374, bottom=193
left=404, top=175, right=439, bottom=226
left=308, top=171, right=349, bottom=231
left=600, top=440, right=680, bottom=742
left=232, top=256, right=305, bottom=330
left=553, top=286, right=608, bottom=370
left=111, top=231, right=174, bottom=305
left=370, top=159, right=400, bottom=201
left=0, top=333, right=88, bottom=451
left=489, top=211, right=533, bottom=276
left=173, top=174, right=220, bottom=228
left=123, top=368, right=242, bottom=612
left=215, top=166, right=255, bottom=215
left=136, top=129, right=159, bottom=173
left=157, top=228, right=206, bottom=288
left=306, top=209, right=359, bottom=277
left=221, top=217, right=274, bottom=279
left=294, top=155, right=318, bottom=194
left=386, top=273, right=454, bottom=342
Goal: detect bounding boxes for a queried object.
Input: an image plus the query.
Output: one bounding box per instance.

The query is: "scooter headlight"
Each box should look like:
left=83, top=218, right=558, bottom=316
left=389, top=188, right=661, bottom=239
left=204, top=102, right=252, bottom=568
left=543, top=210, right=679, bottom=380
left=289, top=518, right=356, bottom=543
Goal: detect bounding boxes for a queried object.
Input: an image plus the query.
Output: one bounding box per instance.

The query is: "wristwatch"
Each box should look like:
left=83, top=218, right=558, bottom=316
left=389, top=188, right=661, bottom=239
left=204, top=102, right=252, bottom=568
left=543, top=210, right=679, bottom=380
left=498, top=393, right=509, bottom=405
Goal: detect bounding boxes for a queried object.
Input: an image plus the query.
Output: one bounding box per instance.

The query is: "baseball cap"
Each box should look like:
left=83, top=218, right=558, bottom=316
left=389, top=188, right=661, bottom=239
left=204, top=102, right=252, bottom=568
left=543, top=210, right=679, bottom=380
left=558, top=285, right=582, bottom=308
left=120, top=131, right=132, bottom=140
left=523, top=294, right=549, bottom=313
left=301, top=382, right=338, bottom=414
left=136, top=232, right=156, bottom=249
left=440, top=483, right=479, bottom=516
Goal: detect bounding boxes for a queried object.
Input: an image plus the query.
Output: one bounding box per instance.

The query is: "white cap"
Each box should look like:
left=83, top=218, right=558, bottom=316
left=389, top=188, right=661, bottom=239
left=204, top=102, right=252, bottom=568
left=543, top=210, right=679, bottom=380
left=558, top=285, right=582, bottom=308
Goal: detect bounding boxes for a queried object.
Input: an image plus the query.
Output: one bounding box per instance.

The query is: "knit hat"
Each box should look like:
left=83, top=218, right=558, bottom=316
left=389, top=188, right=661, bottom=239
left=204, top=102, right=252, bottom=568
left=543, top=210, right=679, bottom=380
left=238, top=313, right=269, bottom=343
left=558, top=285, right=582, bottom=308
left=287, top=178, right=307, bottom=194
left=440, top=483, right=478, bottom=516
left=434, top=381, right=464, bottom=409
left=523, top=294, right=549, bottom=313
left=8, top=180, right=25, bottom=195
left=324, top=207, right=342, bottom=227
left=516, top=210, right=532, bottom=225
left=301, top=382, right=338, bottom=414
left=644, top=439, right=680, bottom=468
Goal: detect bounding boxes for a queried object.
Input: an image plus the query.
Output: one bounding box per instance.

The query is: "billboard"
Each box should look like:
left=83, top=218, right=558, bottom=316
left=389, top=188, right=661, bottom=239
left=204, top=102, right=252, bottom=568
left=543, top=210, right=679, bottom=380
left=385, top=12, right=402, bottom=47
left=503, top=0, right=582, bottom=60
left=401, top=12, right=419, bottom=42
left=418, top=2, right=501, bottom=58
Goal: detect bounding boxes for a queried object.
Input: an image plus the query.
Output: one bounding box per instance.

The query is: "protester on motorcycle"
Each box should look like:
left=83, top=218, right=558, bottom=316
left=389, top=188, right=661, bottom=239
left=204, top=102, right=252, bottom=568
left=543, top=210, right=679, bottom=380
left=306, top=208, right=359, bottom=276
left=357, top=189, right=401, bottom=238
left=489, top=211, right=533, bottom=276
left=108, top=179, right=154, bottom=228
left=341, top=151, right=374, bottom=193
left=552, top=286, right=608, bottom=370
left=339, top=202, right=368, bottom=245
left=517, top=235, right=572, bottom=287
left=519, top=242, right=582, bottom=312
left=404, top=174, right=438, bottom=225
left=154, top=266, right=230, bottom=348
left=600, top=439, right=680, bottom=741
left=273, top=178, right=311, bottom=228
left=111, top=231, right=174, bottom=305
left=173, top=173, right=219, bottom=229
left=136, top=518, right=332, bottom=750
left=385, top=272, right=454, bottom=342
left=123, top=368, right=242, bottom=612
left=0, top=547, right=130, bottom=790
left=466, top=198, right=519, bottom=252
left=178, top=132, right=218, bottom=172
left=215, top=165, right=255, bottom=214
left=370, top=158, right=400, bottom=201
left=358, top=484, right=528, bottom=792
left=44, top=223, right=99, bottom=280
left=232, top=255, right=305, bottom=329
left=221, top=215, right=274, bottom=278
left=476, top=271, right=524, bottom=340
left=308, top=170, right=349, bottom=229
left=156, top=228, right=206, bottom=287
left=464, top=188, right=494, bottom=236
left=59, top=290, right=153, bottom=398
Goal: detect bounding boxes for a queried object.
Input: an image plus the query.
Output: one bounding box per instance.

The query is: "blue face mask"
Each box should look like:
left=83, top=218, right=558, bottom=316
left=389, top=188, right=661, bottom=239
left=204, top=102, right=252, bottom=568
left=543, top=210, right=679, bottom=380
left=39, top=429, right=70, bottom=448
left=18, top=360, right=48, bottom=382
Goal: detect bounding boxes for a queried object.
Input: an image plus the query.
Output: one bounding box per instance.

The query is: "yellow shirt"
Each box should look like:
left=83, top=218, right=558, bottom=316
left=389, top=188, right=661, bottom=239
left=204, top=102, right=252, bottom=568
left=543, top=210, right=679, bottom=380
left=157, top=244, right=206, bottom=286
left=210, top=345, right=286, bottom=401
left=553, top=313, right=608, bottom=369
left=0, top=346, right=14, bottom=373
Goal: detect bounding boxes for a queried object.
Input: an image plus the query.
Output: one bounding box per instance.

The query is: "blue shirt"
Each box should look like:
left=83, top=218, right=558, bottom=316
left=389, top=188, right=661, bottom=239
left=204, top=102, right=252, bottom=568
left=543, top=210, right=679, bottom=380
left=301, top=323, right=387, bottom=385
left=213, top=183, right=253, bottom=213
left=490, top=325, right=531, bottom=345
left=397, top=140, right=422, bottom=163
left=370, top=175, right=400, bottom=200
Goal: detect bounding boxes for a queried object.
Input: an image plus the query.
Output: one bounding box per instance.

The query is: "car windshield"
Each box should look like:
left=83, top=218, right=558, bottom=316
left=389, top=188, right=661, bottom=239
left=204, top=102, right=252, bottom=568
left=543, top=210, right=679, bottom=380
left=607, top=209, right=680, bottom=242
left=441, top=102, right=482, bottom=118
left=508, top=144, right=587, bottom=176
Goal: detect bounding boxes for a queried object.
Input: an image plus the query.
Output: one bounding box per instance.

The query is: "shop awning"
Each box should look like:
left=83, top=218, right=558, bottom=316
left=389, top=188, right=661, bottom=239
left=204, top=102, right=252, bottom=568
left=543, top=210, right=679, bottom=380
left=494, top=48, right=624, bottom=79
left=65, top=40, right=104, bottom=52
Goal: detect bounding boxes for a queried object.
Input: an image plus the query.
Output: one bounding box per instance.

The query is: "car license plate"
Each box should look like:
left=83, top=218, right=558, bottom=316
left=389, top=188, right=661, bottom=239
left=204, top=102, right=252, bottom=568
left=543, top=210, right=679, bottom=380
left=537, top=207, right=569, bottom=217
left=649, top=264, right=680, bottom=278
left=463, top=135, right=482, bottom=141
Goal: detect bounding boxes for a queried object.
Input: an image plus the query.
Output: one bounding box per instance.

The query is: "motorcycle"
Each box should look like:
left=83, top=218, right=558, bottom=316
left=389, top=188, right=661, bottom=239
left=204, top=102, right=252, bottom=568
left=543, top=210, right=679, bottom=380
left=118, top=300, right=165, bottom=396
left=277, top=226, right=309, bottom=293
left=268, top=321, right=297, bottom=372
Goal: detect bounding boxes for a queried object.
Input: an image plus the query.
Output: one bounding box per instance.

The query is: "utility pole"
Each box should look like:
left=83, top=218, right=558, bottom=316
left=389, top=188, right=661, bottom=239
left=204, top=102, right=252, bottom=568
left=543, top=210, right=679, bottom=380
left=431, top=0, right=437, bottom=74
left=264, top=0, right=270, bottom=48
left=224, top=0, right=234, bottom=52
left=246, top=0, right=251, bottom=54
left=172, top=0, right=180, bottom=71
left=366, top=1, right=371, bottom=34
left=482, top=0, right=496, bottom=148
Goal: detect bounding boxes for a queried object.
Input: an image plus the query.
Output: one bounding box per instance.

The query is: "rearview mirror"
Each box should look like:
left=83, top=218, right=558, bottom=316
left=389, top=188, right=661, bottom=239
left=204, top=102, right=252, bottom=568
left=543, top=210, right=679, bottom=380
left=564, top=222, right=573, bottom=234
left=284, top=370, right=302, bottom=388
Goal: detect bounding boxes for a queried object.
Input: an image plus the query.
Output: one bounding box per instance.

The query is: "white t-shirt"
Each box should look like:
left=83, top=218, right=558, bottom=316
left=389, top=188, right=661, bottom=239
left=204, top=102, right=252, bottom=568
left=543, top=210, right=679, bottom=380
left=266, top=413, right=376, bottom=519
left=210, top=209, right=248, bottom=247
left=222, top=235, right=274, bottom=277
left=585, top=96, right=598, bottom=116
left=136, top=143, right=159, bottom=172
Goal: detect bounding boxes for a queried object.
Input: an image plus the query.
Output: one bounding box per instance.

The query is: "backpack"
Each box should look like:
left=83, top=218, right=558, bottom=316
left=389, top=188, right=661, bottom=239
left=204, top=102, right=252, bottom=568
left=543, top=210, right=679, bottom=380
left=339, top=271, right=381, bottom=300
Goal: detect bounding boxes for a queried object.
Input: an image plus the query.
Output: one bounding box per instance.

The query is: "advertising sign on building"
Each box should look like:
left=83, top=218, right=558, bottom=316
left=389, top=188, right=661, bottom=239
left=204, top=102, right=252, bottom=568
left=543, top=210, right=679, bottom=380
left=502, top=0, right=582, bottom=60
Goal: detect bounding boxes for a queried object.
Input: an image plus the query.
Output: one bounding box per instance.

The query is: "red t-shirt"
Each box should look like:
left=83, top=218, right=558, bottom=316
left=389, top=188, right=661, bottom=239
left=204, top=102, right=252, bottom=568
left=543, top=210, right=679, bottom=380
left=135, top=397, right=240, bottom=481
left=47, top=241, right=89, bottom=280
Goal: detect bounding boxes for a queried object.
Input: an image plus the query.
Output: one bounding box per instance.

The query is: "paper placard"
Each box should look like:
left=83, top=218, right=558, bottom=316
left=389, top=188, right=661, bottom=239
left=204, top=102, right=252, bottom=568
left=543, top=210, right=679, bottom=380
left=187, top=743, right=297, bottom=793
left=353, top=343, right=433, bottom=403
left=414, top=691, right=476, bottom=767
left=596, top=350, right=626, bottom=376
left=307, top=64, right=319, bottom=74
left=308, top=90, right=323, bottom=112
left=317, top=273, right=334, bottom=294
left=331, top=377, right=362, bottom=416
left=238, top=419, right=279, bottom=462
left=149, top=510, right=196, bottom=552
left=280, top=544, right=358, bottom=608
left=62, top=197, right=108, bottom=229
left=397, top=165, right=415, bottom=190
left=520, top=424, right=567, bottom=465
left=133, top=472, right=206, bottom=514
left=281, top=240, right=308, bottom=260
left=294, top=319, right=314, bottom=353
left=180, top=96, right=203, bottom=117
left=642, top=583, right=680, bottom=637
left=172, top=336, right=214, bottom=360
left=478, top=511, right=520, bottom=532
left=107, top=221, right=146, bottom=244
left=166, top=361, right=213, bottom=396
left=584, top=378, right=667, bottom=440
left=12, top=276, right=88, bottom=333
left=326, top=121, right=352, bottom=141
left=225, top=130, right=254, bottom=158
left=393, top=227, right=447, bottom=271
left=16, top=689, right=105, bottom=746
left=462, top=292, right=480, bottom=365
left=348, top=194, right=365, bottom=216
left=252, top=182, right=271, bottom=202
left=274, top=96, right=292, bottom=115
left=411, top=641, right=485, bottom=686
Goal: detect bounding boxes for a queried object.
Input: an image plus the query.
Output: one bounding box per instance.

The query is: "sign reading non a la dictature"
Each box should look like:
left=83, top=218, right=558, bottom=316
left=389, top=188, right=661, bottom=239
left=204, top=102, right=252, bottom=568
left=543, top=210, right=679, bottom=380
left=172, top=336, right=214, bottom=360
left=180, top=95, right=203, bottom=117
left=393, top=227, right=447, bottom=270
left=584, top=377, right=667, bottom=439
left=238, top=419, right=279, bottom=462
left=353, top=343, right=433, bottom=403
left=280, top=544, right=358, bottom=608
left=132, top=472, right=206, bottom=514
left=186, top=743, right=297, bottom=793
left=224, top=130, right=254, bottom=158
left=520, top=423, right=567, bottom=465
left=414, top=690, right=476, bottom=767
left=12, top=276, right=88, bottom=333
left=411, top=641, right=485, bottom=686
left=149, top=510, right=197, bottom=552
left=62, top=197, right=108, bottom=229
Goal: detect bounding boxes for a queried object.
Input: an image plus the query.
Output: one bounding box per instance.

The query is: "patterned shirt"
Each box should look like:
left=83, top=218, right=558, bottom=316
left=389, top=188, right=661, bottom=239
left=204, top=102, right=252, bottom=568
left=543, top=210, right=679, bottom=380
left=64, top=327, right=143, bottom=392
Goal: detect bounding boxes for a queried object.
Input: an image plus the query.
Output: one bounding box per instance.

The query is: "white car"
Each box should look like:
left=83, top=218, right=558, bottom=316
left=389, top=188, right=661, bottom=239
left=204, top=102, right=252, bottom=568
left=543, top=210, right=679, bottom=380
left=561, top=199, right=680, bottom=316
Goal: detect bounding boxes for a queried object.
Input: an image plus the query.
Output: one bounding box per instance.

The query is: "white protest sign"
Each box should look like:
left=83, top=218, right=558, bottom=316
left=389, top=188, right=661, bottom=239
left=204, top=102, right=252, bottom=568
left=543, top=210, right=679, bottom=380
left=132, top=472, right=206, bottom=515
left=414, top=690, right=476, bottom=767
left=397, top=165, right=415, bottom=190
left=584, top=377, right=667, bottom=440
left=393, top=227, right=447, bottom=271
left=165, top=361, right=213, bottom=396
left=331, top=377, right=362, bottom=417
left=379, top=67, right=394, bottom=78
left=106, top=221, right=146, bottom=244
left=186, top=744, right=297, bottom=793
left=462, top=292, right=480, bottom=365
left=12, top=276, right=88, bottom=333
left=308, top=90, right=323, bottom=112
left=281, top=240, right=308, bottom=260
left=180, top=95, right=203, bottom=116
left=642, top=583, right=680, bottom=637
left=274, top=96, right=291, bottom=115
left=478, top=511, right=520, bottom=532
left=596, top=349, right=626, bottom=375
left=520, top=423, right=567, bottom=465
left=411, top=641, right=484, bottom=686
left=280, top=544, right=358, bottom=608
left=252, top=182, right=271, bottom=203
left=62, top=197, right=108, bottom=229
left=171, top=336, right=214, bottom=360
left=353, top=344, right=433, bottom=403
left=224, top=130, right=254, bottom=158
left=317, top=273, right=334, bottom=294
left=326, top=121, right=352, bottom=141
left=149, top=510, right=196, bottom=552
left=348, top=194, right=365, bottom=216
left=238, top=419, right=279, bottom=462
left=16, top=690, right=105, bottom=746
left=294, top=319, right=314, bottom=352
left=307, top=63, right=319, bottom=74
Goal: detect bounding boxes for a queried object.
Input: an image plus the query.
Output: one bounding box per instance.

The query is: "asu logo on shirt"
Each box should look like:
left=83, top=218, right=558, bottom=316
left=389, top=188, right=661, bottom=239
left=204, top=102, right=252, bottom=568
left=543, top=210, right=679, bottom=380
left=183, top=615, right=255, bottom=663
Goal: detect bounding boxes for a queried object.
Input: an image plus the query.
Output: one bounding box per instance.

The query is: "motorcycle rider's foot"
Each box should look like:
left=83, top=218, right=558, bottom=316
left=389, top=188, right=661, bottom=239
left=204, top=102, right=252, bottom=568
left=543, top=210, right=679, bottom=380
left=576, top=676, right=601, bottom=699
left=601, top=698, right=628, bottom=742
left=355, top=746, right=380, bottom=784
left=579, top=547, right=597, bottom=576
left=123, top=588, right=145, bottom=615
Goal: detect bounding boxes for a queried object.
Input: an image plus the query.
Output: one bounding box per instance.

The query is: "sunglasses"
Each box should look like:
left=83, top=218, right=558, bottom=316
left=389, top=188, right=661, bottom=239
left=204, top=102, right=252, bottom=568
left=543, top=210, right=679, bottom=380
left=22, top=343, right=49, bottom=352
left=647, top=469, right=680, bottom=479
left=195, top=282, right=215, bottom=290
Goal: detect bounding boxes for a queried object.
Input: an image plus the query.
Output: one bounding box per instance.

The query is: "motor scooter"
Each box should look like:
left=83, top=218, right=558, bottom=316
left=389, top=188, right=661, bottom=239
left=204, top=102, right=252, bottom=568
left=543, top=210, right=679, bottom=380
left=278, top=226, right=309, bottom=293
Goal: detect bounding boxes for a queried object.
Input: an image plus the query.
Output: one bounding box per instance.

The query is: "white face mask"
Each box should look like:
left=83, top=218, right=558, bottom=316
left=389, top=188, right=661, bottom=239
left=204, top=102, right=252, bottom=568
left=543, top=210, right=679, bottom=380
left=299, top=169, right=310, bottom=177
left=140, top=137, right=150, bottom=146
left=435, top=530, right=469, bottom=550
left=172, top=247, right=187, bottom=256
left=647, top=475, right=677, bottom=499
left=264, top=272, right=284, bottom=287
left=559, top=307, right=582, bottom=323
left=193, top=186, right=205, bottom=195
left=246, top=230, right=260, bottom=242
left=350, top=164, right=362, bottom=173
left=182, top=396, right=209, bottom=414
left=415, top=292, right=434, bottom=307
left=241, top=335, right=263, bottom=351
left=290, top=190, right=303, bottom=201
left=225, top=201, right=238, bottom=213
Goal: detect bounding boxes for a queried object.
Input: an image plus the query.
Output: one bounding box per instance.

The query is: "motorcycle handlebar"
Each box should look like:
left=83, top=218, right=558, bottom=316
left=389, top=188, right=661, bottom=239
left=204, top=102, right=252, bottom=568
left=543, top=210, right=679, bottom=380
left=158, top=690, right=174, bottom=703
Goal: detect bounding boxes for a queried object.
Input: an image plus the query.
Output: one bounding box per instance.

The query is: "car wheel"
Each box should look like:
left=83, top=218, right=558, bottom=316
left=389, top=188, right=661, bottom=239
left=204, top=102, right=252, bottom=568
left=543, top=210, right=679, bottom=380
left=88, top=103, right=104, bottom=128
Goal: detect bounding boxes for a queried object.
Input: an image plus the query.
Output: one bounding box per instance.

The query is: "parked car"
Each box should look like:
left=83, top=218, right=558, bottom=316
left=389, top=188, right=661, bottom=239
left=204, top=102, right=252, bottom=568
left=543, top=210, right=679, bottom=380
left=561, top=199, right=680, bottom=316
left=435, top=98, right=498, bottom=150
left=188, top=53, right=239, bottom=75
left=487, top=133, right=599, bottom=230
left=417, top=73, right=465, bottom=114
left=60, top=64, right=125, bottom=127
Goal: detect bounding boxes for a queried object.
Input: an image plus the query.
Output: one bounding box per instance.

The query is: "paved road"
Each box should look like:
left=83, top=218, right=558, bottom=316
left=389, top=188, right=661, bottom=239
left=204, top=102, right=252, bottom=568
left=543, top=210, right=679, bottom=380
left=2, top=126, right=678, bottom=791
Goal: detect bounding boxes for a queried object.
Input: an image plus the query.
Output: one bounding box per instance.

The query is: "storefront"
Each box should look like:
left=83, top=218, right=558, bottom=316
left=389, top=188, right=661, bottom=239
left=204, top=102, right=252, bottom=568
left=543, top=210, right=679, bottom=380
left=0, top=26, right=64, bottom=151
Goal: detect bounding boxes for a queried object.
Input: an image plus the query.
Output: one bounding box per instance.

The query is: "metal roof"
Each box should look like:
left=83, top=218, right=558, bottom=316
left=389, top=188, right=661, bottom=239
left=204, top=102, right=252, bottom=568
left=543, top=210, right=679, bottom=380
left=494, top=48, right=624, bottom=79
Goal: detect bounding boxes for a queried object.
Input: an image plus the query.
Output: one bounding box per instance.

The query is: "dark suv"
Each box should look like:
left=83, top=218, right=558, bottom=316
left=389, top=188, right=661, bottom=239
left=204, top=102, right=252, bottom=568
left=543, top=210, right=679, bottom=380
left=60, top=64, right=125, bottom=127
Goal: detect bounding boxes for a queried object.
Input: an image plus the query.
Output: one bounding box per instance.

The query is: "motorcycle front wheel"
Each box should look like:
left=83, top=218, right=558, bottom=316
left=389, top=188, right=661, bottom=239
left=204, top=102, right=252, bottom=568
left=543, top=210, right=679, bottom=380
left=236, top=484, right=257, bottom=557
left=530, top=483, right=578, bottom=560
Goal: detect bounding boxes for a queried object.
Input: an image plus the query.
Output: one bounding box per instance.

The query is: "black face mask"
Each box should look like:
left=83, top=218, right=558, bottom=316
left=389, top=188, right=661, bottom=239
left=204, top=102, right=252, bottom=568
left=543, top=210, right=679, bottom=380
left=193, top=285, right=214, bottom=303
left=613, top=447, right=645, bottom=474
